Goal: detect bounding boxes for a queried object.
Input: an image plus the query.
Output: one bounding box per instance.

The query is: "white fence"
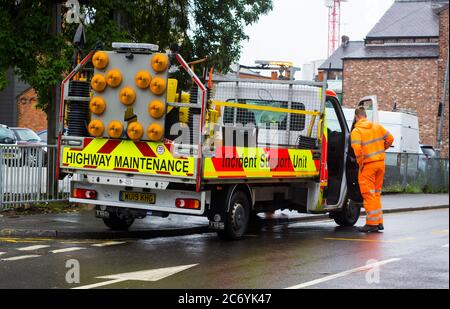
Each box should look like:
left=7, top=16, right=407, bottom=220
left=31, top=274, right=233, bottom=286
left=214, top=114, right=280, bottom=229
left=0, top=145, right=70, bottom=210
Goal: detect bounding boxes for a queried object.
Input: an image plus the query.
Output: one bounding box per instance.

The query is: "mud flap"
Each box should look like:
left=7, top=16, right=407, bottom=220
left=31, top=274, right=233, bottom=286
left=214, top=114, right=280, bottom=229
left=207, top=187, right=231, bottom=230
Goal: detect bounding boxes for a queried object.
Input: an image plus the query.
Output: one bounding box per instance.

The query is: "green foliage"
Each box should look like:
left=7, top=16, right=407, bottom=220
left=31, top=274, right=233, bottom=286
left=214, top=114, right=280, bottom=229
left=404, top=184, right=423, bottom=194
left=0, top=0, right=273, bottom=112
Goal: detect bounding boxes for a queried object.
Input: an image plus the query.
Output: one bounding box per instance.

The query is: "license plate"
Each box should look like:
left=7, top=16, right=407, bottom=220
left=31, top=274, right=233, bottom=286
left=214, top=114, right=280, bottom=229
left=119, top=191, right=156, bottom=204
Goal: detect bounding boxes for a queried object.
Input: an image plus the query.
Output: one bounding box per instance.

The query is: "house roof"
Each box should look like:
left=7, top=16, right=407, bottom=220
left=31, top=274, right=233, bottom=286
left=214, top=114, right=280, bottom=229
left=366, top=0, right=448, bottom=39
left=319, top=41, right=365, bottom=71
left=344, top=44, right=439, bottom=59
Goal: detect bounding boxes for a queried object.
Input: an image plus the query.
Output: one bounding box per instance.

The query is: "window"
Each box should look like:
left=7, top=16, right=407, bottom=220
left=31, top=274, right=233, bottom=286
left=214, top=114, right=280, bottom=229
left=325, top=100, right=343, bottom=133
left=0, top=127, right=16, bottom=143
left=12, top=129, right=41, bottom=142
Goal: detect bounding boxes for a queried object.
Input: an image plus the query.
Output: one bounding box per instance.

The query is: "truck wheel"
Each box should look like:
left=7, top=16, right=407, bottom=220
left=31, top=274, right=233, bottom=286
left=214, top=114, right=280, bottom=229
left=103, top=213, right=135, bottom=231
left=217, top=190, right=250, bottom=240
left=331, top=199, right=361, bottom=227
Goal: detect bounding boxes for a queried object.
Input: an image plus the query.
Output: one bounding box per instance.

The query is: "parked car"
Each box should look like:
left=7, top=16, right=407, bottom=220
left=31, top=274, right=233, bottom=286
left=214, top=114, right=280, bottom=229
left=0, top=124, right=20, bottom=165
left=36, top=129, right=48, bottom=143
left=37, top=128, right=68, bottom=143
left=10, top=127, right=47, bottom=166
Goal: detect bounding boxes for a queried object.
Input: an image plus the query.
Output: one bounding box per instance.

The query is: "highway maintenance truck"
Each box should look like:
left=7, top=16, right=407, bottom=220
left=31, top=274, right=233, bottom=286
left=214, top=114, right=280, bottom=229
left=58, top=43, right=375, bottom=240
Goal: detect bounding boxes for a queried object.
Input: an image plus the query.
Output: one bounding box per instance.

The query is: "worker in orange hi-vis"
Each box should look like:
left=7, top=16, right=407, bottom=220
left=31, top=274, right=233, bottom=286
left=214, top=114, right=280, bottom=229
left=351, top=107, right=394, bottom=233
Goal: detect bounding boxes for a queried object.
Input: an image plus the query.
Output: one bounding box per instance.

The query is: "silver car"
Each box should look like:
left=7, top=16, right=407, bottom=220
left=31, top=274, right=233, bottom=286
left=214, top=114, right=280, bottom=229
left=10, top=127, right=47, bottom=167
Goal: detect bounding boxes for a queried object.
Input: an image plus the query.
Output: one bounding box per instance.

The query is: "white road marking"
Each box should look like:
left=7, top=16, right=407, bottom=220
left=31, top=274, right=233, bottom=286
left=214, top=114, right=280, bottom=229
left=1, top=255, right=41, bottom=261
left=91, top=241, right=126, bottom=247
left=50, top=247, right=86, bottom=254
left=0, top=252, right=6, bottom=256
left=18, top=245, right=51, bottom=251
left=286, top=258, right=401, bottom=289
left=73, top=264, right=199, bottom=289
left=443, top=244, right=449, bottom=248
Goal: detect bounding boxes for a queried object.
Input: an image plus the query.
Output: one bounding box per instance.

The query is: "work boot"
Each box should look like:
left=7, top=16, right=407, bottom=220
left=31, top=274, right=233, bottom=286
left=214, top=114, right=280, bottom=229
left=378, top=224, right=384, bottom=231
left=356, top=225, right=379, bottom=233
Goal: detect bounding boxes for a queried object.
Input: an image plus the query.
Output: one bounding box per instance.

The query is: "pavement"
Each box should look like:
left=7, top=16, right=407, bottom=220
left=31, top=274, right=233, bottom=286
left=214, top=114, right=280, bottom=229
left=0, top=194, right=448, bottom=239
left=0, top=208, right=448, bottom=289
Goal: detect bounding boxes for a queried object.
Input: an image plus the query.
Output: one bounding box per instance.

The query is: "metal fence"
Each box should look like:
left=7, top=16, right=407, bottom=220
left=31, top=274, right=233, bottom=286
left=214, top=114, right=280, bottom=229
left=0, top=145, right=70, bottom=210
left=384, top=152, right=449, bottom=193
left=1, top=145, right=448, bottom=210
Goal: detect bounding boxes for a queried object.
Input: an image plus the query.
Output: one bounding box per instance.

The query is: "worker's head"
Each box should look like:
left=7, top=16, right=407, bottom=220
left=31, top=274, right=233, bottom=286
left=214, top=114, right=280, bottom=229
left=355, top=106, right=367, bottom=122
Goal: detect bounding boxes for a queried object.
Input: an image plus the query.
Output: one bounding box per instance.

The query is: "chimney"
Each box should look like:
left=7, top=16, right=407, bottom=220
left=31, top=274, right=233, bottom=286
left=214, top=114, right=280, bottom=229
left=341, top=35, right=350, bottom=48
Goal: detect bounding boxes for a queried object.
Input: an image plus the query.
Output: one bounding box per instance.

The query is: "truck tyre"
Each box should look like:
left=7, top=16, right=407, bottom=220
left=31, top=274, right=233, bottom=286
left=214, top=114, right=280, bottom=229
left=217, top=190, right=250, bottom=241
left=331, top=199, right=361, bottom=227
left=103, top=213, right=135, bottom=231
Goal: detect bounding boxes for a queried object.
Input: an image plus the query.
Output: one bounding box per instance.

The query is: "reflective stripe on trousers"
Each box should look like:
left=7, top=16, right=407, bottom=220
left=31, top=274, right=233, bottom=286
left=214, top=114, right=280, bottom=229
left=359, top=161, right=385, bottom=226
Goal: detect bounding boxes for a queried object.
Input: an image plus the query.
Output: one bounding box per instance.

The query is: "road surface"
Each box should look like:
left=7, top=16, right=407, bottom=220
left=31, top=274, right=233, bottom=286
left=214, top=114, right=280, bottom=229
left=0, top=209, right=448, bottom=289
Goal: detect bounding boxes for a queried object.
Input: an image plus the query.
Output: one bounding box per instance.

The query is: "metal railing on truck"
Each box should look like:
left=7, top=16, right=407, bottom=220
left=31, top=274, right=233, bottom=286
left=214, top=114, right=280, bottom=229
left=0, top=145, right=70, bottom=210
left=197, top=77, right=327, bottom=182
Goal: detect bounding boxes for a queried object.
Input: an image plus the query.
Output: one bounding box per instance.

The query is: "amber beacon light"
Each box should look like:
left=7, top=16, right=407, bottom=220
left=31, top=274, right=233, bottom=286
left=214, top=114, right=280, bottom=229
left=150, top=77, right=166, bottom=96
left=147, top=123, right=163, bottom=142
left=88, top=119, right=105, bottom=137
left=92, top=51, right=109, bottom=70
left=89, top=97, right=107, bottom=115
left=106, top=69, right=123, bottom=88
left=151, top=54, right=169, bottom=73
left=108, top=120, right=124, bottom=139
left=91, top=74, right=107, bottom=92
left=135, top=71, right=152, bottom=89
left=148, top=100, right=165, bottom=119
left=127, top=122, right=144, bottom=141
left=119, top=87, right=137, bottom=106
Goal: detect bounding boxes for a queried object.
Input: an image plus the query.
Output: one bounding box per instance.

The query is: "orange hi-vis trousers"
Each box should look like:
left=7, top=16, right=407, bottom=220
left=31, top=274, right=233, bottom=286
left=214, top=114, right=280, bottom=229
left=358, top=160, right=385, bottom=226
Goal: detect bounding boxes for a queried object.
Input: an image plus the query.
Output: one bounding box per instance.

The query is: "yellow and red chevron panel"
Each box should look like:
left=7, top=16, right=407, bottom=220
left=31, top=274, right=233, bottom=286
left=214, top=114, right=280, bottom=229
left=61, top=138, right=195, bottom=177
left=203, top=146, right=320, bottom=179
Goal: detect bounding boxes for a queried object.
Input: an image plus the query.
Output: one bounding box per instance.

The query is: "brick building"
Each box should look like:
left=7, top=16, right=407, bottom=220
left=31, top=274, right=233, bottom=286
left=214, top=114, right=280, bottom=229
left=321, top=0, right=449, bottom=157
left=0, top=69, right=47, bottom=133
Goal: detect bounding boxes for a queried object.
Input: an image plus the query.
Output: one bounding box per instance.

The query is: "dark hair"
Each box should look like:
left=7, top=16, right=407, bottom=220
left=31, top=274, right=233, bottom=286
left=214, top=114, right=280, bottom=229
left=355, top=106, right=367, bottom=118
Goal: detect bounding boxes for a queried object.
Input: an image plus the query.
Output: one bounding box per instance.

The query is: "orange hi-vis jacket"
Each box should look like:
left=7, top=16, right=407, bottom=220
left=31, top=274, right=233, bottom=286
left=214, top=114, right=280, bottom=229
left=351, top=118, right=394, bottom=166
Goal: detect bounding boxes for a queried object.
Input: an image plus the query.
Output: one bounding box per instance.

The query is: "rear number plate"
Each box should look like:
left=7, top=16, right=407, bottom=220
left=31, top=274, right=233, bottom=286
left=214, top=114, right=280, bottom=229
left=119, top=191, right=156, bottom=204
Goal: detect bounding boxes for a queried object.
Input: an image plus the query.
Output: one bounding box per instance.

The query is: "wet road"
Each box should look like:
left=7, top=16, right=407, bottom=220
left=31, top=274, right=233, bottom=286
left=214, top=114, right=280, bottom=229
left=0, top=209, right=448, bottom=289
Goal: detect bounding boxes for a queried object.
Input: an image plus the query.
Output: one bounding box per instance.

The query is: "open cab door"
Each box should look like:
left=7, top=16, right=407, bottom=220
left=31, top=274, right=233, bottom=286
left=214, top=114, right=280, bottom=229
left=356, top=95, right=379, bottom=123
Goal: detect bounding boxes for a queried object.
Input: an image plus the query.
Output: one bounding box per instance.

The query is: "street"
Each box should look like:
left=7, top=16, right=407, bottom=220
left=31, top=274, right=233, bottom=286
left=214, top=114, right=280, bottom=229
left=0, top=208, right=448, bottom=289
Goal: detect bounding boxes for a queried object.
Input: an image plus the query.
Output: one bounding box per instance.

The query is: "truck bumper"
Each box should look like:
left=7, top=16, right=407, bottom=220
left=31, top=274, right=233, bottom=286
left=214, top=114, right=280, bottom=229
left=70, top=181, right=210, bottom=216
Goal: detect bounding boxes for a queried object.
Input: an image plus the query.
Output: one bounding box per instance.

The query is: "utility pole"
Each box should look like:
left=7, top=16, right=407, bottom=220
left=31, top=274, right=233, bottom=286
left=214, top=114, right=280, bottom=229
left=436, top=50, right=449, bottom=158
left=48, top=2, right=62, bottom=197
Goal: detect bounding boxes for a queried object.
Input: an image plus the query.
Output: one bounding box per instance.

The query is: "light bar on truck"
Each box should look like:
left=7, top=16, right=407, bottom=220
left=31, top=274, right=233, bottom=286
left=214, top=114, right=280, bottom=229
left=112, top=42, right=159, bottom=52
left=255, top=60, right=294, bottom=67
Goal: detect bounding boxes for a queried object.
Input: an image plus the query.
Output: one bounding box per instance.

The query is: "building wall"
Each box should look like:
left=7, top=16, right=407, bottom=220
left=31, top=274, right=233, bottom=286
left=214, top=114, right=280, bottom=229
left=0, top=69, right=18, bottom=127
left=437, top=7, right=449, bottom=157
left=343, top=58, right=440, bottom=150
left=16, top=88, right=47, bottom=132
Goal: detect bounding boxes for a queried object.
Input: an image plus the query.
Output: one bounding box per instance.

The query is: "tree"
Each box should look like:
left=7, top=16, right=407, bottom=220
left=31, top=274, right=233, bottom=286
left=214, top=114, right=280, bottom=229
left=0, top=0, right=273, bottom=114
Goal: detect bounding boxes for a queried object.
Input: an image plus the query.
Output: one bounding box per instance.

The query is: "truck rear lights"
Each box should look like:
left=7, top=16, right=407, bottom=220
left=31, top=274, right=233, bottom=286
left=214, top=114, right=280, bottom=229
left=175, top=198, right=200, bottom=209
left=72, top=188, right=97, bottom=200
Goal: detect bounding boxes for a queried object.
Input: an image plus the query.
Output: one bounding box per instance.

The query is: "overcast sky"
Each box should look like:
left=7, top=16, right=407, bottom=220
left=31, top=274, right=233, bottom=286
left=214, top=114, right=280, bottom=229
left=239, top=0, right=395, bottom=67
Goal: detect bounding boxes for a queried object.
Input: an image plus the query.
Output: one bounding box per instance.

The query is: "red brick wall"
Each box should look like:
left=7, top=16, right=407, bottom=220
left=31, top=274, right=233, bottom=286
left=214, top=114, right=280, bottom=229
left=437, top=8, right=449, bottom=158
left=343, top=58, right=439, bottom=150
left=16, top=88, right=47, bottom=133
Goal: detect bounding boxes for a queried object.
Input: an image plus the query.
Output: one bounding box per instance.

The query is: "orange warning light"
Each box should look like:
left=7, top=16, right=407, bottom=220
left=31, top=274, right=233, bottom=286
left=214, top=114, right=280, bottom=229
left=119, top=87, right=136, bottom=106
left=89, top=97, right=107, bottom=115
left=88, top=120, right=105, bottom=137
